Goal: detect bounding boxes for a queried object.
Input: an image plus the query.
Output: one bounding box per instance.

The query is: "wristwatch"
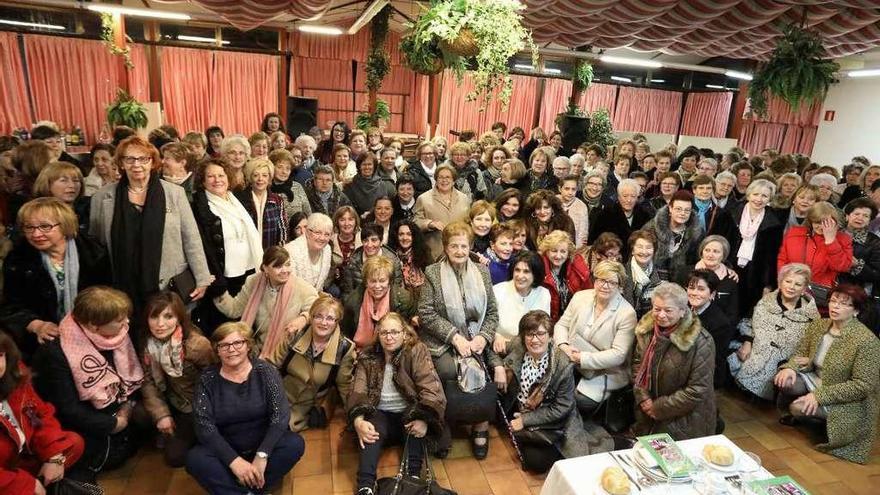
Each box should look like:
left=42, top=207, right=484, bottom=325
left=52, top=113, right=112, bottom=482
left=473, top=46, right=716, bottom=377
left=48, top=454, right=66, bottom=466
left=255, top=451, right=268, bottom=460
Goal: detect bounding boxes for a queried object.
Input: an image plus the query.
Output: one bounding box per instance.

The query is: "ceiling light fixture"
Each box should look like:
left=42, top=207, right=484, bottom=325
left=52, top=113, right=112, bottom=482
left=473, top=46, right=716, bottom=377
left=543, top=68, right=562, bottom=75
left=725, top=70, right=753, bottom=81
left=86, top=4, right=191, bottom=20
left=0, top=19, right=65, bottom=30
left=705, top=84, right=726, bottom=89
left=611, top=76, right=632, bottom=83
left=298, top=25, right=343, bottom=35
left=600, top=55, right=662, bottom=68
left=650, top=79, right=665, bottom=83
left=848, top=69, right=880, bottom=78
left=514, top=64, right=535, bottom=71
left=178, top=35, right=229, bottom=45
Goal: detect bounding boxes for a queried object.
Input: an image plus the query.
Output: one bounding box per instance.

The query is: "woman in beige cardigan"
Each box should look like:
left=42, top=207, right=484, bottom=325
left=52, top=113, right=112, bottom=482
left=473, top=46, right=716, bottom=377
left=554, top=260, right=637, bottom=417
left=414, top=164, right=471, bottom=261
left=214, top=246, right=318, bottom=355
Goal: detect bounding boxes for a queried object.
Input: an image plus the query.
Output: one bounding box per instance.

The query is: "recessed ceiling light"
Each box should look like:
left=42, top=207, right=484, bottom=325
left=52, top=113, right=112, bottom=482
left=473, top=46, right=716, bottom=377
left=298, top=25, right=343, bottom=35
left=86, top=4, right=191, bottom=20
left=650, top=79, right=665, bottom=83
left=725, top=70, right=753, bottom=81
left=514, top=64, right=535, bottom=71
left=178, top=35, right=230, bottom=45
left=706, top=84, right=726, bottom=89
left=611, top=76, right=632, bottom=83
left=0, top=19, right=64, bottom=30
left=848, top=69, right=880, bottom=78
left=600, top=55, right=662, bottom=68
left=543, top=68, right=562, bottom=75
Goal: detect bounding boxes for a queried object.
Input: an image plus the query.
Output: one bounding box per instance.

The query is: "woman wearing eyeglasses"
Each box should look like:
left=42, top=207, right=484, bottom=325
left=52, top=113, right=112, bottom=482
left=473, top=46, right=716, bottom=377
left=186, top=321, right=305, bottom=494
left=264, top=294, right=355, bottom=433
left=348, top=313, right=446, bottom=495
left=555, top=261, right=636, bottom=419
left=1, top=198, right=110, bottom=360
left=642, top=190, right=704, bottom=282
left=89, top=137, right=212, bottom=342
left=500, top=310, right=612, bottom=473
left=774, top=284, right=880, bottom=464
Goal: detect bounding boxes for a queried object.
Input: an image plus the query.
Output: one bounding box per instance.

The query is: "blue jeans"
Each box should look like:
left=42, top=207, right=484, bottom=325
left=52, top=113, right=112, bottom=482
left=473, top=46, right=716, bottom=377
left=185, top=431, right=305, bottom=494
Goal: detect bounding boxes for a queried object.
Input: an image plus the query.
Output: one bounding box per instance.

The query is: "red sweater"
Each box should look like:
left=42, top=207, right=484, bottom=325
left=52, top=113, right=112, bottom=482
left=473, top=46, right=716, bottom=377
left=777, top=226, right=854, bottom=287
left=542, top=253, right=592, bottom=321
left=0, top=368, right=84, bottom=495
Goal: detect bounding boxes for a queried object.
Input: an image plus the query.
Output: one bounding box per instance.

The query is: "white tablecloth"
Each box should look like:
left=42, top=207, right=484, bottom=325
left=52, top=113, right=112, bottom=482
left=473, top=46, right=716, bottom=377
left=541, top=435, right=773, bottom=495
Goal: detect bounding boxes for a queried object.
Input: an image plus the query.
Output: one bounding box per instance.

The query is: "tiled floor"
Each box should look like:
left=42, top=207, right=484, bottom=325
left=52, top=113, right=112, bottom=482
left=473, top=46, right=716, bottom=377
left=97, top=389, right=880, bottom=495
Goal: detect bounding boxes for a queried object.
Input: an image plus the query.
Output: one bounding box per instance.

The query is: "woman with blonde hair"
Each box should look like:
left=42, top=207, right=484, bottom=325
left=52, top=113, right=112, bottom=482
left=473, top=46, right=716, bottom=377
left=236, top=158, right=288, bottom=249
left=220, top=135, right=251, bottom=191
left=342, top=255, right=415, bottom=349
left=331, top=205, right=361, bottom=276
left=539, top=230, right=589, bottom=321
left=526, top=146, right=558, bottom=194
left=430, top=135, right=448, bottom=162
left=269, top=131, right=289, bottom=151
left=33, top=161, right=90, bottom=233
left=778, top=202, right=853, bottom=292
left=248, top=132, right=270, bottom=159
left=329, top=143, right=356, bottom=186
left=266, top=294, right=355, bottom=432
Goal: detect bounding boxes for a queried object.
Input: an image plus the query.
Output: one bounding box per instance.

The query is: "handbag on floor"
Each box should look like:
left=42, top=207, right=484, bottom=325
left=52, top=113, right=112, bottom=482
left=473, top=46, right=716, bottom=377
left=589, top=375, right=635, bottom=434
left=376, top=435, right=456, bottom=495
left=44, top=478, right=104, bottom=495
left=442, top=355, right=496, bottom=424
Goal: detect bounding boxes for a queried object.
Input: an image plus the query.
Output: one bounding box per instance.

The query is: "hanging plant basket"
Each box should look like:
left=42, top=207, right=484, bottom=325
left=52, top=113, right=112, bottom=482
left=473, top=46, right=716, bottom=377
left=416, top=56, right=446, bottom=75
left=440, top=28, right=479, bottom=57
left=401, top=34, right=446, bottom=75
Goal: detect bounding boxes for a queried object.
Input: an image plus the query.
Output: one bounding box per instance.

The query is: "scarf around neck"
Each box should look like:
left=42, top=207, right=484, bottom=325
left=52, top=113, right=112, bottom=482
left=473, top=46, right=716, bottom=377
left=206, top=190, right=264, bottom=272
left=111, top=173, right=165, bottom=298
left=630, top=257, right=652, bottom=289
left=440, top=260, right=487, bottom=338
left=694, top=198, right=712, bottom=230
left=398, top=248, right=425, bottom=289
left=736, top=206, right=765, bottom=267
left=59, top=314, right=144, bottom=409
left=242, top=273, right=297, bottom=359
left=145, top=326, right=185, bottom=393
left=354, top=289, right=391, bottom=349
left=42, top=237, right=79, bottom=320
left=634, top=322, right=677, bottom=390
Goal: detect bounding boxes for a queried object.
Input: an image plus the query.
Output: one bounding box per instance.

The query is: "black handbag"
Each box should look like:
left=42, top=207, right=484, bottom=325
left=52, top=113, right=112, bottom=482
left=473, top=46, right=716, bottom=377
left=44, top=478, right=104, bottom=495
left=589, top=375, right=635, bottom=434
left=514, top=426, right=564, bottom=447
left=442, top=356, right=497, bottom=424
left=809, top=283, right=832, bottom=308
left=169, top=268, right=197, bottom=304
left=376, top=435, right=457, bottom=495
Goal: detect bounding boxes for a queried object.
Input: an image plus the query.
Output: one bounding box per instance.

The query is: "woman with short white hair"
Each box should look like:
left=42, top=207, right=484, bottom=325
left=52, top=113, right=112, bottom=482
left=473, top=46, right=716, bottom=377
left=809, top=173, right=838, bottom=203
left=713, top=171, right=737, bottom=211
left=220, top=135, right=251, bottom=191
left=284, top=213, right=333, bottom=291
left=728, top=178, right=785, bottom=318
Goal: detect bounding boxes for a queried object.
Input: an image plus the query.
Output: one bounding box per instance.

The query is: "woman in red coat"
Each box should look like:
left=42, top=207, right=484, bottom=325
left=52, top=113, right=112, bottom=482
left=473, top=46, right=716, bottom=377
left=0, top=333, right=84, bottom=495
left=538, top=230, right=590, bottom=321
left=778, top=201, right=853, bottom=290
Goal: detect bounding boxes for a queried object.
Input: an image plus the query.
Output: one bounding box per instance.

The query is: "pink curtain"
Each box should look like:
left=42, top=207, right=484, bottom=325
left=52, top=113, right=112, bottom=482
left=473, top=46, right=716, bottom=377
left=798, top=127, right=818, bottom=155
left=24, top=35, right=118, bottom=142
left=293, top=58, right=354, bottom=129
left=739, top=121, right=787, bottom=155
left=127, top=44, right=151, bottom=103
left=614, top=87, right=682, bottom=134
left=779, top=125, right=802, bottom=154
left=160, top=47, right=213, bottom=134
left=680, top=92, right=733, bottom=137
left=289, top=30, right=404, bottom=65
left=580, top=82, right=618, bottom=115
left=209, top=51, right=279, bottom=135
left=0, top=32, right=31, bottom=134
left=538, top=78, right=572, bottom=133
left=740, top=94, right=823, bottom=155
left=435, top=71, right=537, bottom=142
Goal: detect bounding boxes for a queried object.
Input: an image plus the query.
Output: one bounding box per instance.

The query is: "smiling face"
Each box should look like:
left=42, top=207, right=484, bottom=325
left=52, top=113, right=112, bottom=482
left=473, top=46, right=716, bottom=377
left=331, top=125, right=346, bottom=143
left=584, top=176, right=604, bottom=199
left=714, top=178, right=734, bottom=198
left=736, top=169, right=752, bottom=188
left=209, top=132, right=224, bottom=149
left=642, top=156, right=657, bottom=171
left=271, top=134, right=288, bottom=150
left=359, top=158, right=376, bottom=178
left=779, top=273, right=807, bottom=302
left=651, top=297, right=686, bottom=328
left=22, top=211, right=64, bottom=252
left=585, top=150, right=599, bottom=165
left=337, top=211, right=357, bottom=235
left=451, top=149, right=469, bottom=167
left=148, top=305, right=180, bottom=341
left=396, top=224, right=413, bottom=250
left=378, top=319, right=406, bottom=353
left=333, top=149, right=350, bottom=168
left=267, top=116, right=281, bottom=132
left=492, top=150, right=507, bottom=169
left=381, top=151, right=396, bottom=172
left=793, top=189, right=817, bottom=215
left=531, top=154, right=548, bottom=174
left=306, top=224, right=332, bottom=252
left=363, top=235, right=382, bottom=257
left=274, top=160, right=292, bottom=182
left=374, top=199, right=393, bottom=224
left=49, top=174, right=82, bottom=204
left=216, top=331, right=250, bottom=369
left=397, top=183, right=414, bottom=203
left=531, top=200, right=551, bottom=223
left=121, top=146, right=153, bottom=182
left=553, top=161, right=570, bottom=179
left=366, top=271, right=391, bottom=300
left=471, top=212, right=493, bottom=237
left=93, top=149, right=114, bottom=177
left=203, top=164, right=229, bottom=197
left=436, top=168, right=454, bottom=193
left=747, top=186, right=772, bottom=210
left=512, top=260, right=534, bottom=292
left=263, top=259, right=292, bottom=286
left=500, top=196, right=520, bottom=218
left=614, top=158, right=630, bottom=177
left=444, top=234, right=471, bottom=267
left=632, top=238, right=654, bottom=267
left=865, top=168, right=880, bottom=189
left=549, top=134, right=561, bottom=149
left=250, top=167, right=271, bottom=192
left=491, top=234, right=513, bottom=261
left=659, top=178, right=679, bottom=196
left=619, top=187, right=639, bottom=213
left=656, top=157, right=672, bottom=174
left=692, top=183, right=713, bottom=202
left=523, top=323, right=551, bottom=356
left=546, top=244, right=569, bottom=269
left=314, top=172, right=333, bottom=193
left=251, top=140, right=269, bottom=158
left=687, top=278, right=714, bottom=309
left=350, top=134, right=367, bottom=154
left=512, top=228, right=527, bottom=251
left=559, top=179, right=577, bottom=203
left=419, top=146, right=436, bottom=166
left=311, top=307, right=338, bottom=339
left=669, top=200, right=693, bottom=227
left=700, top=240, right=725, bottom=269
left=779, top=178, right=799, bottom=198
left=681, top=155, right=697, bottom=172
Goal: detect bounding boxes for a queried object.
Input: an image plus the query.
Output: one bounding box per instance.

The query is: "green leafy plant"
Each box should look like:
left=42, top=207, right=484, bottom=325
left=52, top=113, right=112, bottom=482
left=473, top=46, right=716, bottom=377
left=99, top=12, right=133, bottom=69
left=748, top=24, right=839, bottom=118
left=401, top=0, right=538, bottom=109
left=572, top=60, right=594, bottom=95
left=106, top=89, right=148, bottom=129
left=356, top=99, right=391, bottom=131
left=366, top=6, right=392, bottom=93
left=586, top=108, right=615, bottom=148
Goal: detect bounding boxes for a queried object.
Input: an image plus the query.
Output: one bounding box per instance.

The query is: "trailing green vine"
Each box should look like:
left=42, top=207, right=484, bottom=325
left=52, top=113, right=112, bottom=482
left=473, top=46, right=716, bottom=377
left=99, top=12, right=134, bottom=69
left=365, top=6, right=392, bottom=93
left=356, top=99, right=391, bottom=131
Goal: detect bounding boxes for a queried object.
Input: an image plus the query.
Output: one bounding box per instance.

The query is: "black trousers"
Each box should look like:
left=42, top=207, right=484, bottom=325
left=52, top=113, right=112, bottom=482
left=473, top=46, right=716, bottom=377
left=163, top=410, right=197, bottom=468
left=356, top=410, right=425, bottom=490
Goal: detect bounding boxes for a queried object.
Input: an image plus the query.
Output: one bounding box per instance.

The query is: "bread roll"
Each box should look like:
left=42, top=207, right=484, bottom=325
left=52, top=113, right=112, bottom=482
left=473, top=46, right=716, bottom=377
left=601, top=466, right=630, bottom=495
left=702, top=444, right=734, bottom=466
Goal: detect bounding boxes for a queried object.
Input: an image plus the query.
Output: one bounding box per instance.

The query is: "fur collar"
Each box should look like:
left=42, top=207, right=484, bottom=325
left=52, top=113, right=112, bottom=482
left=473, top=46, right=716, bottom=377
left=635, top=310, right=703, bottom=352
left=653, top=205, right=703, bottom=243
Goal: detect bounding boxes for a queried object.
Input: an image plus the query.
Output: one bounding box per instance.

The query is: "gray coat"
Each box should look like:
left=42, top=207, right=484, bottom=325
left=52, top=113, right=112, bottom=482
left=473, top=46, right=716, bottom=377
left=89, top=179, right=213, bottom=290
left=643, top=205, right=704, bottom=282
left=502, top=342, right=613, bottom=458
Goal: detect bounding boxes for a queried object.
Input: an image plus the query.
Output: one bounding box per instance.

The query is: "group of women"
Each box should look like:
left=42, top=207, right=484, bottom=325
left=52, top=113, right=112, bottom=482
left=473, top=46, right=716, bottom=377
left=0, top=117, right=877, bottom=495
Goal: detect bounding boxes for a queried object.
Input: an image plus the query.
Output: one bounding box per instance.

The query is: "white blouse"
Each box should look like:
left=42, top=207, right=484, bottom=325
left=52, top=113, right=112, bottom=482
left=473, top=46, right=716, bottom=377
left=493, top=281, right=552, bottom=340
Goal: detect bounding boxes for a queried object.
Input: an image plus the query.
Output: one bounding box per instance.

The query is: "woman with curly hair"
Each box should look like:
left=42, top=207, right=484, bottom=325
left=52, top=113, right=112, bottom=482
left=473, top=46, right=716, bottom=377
left=523, top=190, right=575, bottom=251
left=388, top=219, right=431, bottom=300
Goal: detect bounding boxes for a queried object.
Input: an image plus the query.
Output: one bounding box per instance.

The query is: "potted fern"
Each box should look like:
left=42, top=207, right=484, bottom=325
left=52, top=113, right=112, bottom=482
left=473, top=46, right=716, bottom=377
left=356, top=99, right=391, bottom=131
left=748, top=24, right=839, bottom=118
left=106, top=88, right=148, bottom=129
left=400, top=0, right=537, bottom=109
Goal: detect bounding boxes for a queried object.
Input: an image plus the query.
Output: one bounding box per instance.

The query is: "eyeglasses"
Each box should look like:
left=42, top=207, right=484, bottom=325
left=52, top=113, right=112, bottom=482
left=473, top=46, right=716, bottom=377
left=671, top=206, right=692, bottom=214
left=308, top=228, right=332, bottom=239
left=217, top=340, right=247, bottom=353
left=227, top=151, right=248, bottom=157
left=594, top=278, right=620, bottom=288
left=828, top=298, right=853, bottom=308
left=23, top=223, right=59, bottom=234
left=379, top=330, right=404, bottom=338
left=121, top=155, right=153, bottom=166
left=313, top=314, right=338, bottom=323
left=525, top=331, right=549, bottom=341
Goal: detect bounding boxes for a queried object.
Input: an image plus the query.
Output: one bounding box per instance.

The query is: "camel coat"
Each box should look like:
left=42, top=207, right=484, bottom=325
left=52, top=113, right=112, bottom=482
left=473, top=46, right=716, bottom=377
left=413, top=188, right=470, bottom=261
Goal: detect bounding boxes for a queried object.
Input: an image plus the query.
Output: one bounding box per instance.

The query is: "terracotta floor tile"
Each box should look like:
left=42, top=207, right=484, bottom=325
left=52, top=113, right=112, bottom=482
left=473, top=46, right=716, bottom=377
left=484, top=469, right=532, bottom=495
left=292, top=473, right=332, bottom=495
left=738, top=420, right=792, bottom=451
left=330, top=452, right=359, bottom=493
left=294, top=439, right=332, bottom=477
left=443, top=456, right=493, bottom=495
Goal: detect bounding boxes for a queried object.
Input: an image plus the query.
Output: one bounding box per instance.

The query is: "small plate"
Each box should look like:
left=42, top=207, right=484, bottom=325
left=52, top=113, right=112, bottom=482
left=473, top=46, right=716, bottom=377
left=702, top=451, right=740, bottom=473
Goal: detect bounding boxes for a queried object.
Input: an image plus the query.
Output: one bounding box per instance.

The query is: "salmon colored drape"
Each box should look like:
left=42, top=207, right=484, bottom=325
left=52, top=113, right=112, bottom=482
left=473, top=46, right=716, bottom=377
left=580, top=82, right=618, bottom=115
left=210, top=51, right=278, bottom=135
left=127, top=43, right=151, bottom=103
left=435, top=71, right=538, bottom=142
left=614, top=86, right=682, bottom=134
left=0, top=32, right=31, bottom=134
left=740, top=95, right=822, bottom=155
left=160, top=47, right=213, bottom=135
left=24, top=35, right=118, bottom=142
left=537, top=78, right=572, bottom=133
left=680, top=91, right=733, bottom=137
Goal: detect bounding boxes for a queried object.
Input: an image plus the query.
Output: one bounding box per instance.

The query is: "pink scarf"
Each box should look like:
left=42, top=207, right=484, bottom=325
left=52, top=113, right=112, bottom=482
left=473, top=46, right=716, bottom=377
left=736, top=207, right=765, bottom=267
left=353, top=290, right=391, bottom=349
left=694, top=259, right=730, bottom=282
left=634, top=322, right=677, bottom=391
left=59, top=314, right=144, bottom=409
left=244, top=273, right=296, bottom=359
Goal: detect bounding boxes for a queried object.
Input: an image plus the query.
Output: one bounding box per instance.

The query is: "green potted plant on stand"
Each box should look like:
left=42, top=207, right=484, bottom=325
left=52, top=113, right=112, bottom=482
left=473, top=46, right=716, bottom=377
left=556, top=60, right=594, bottom=155
left=106, top=88, right=148, bottom=130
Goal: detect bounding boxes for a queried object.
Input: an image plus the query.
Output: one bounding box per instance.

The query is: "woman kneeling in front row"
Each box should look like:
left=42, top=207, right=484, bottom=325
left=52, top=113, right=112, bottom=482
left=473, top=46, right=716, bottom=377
left=186, top=322, right=304, bottom=494
left=347, top=313, right=446, bottom=495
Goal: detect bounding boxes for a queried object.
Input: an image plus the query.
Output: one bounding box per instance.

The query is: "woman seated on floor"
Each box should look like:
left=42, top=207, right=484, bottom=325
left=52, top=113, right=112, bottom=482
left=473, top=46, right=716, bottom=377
left=347, top=313, right=446, bottom=495
left=140, top=291, right=215, bottom=467
left=265, top=294, right=355, bottom=433
left=186, top=322, right=304, bottom=494
left=729, top=263, right=819, bottom=401
left=32, top=286, right=147, bottom=482
left=774, top=284, right=880, bottom=464
left=500, top=310, right=612, bottom=473
left=0, top=333, right=84, bottom=495
left=631, top=282, right=717, bottom=440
